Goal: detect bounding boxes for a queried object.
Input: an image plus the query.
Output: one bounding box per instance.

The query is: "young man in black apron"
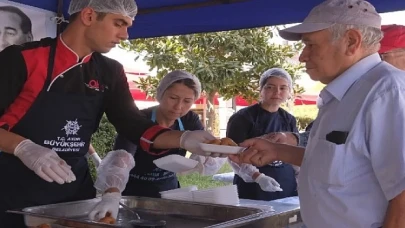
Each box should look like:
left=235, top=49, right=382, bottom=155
left=226, top=68, right=299, bottom=201
left=0, top=1, right=216, bottom=227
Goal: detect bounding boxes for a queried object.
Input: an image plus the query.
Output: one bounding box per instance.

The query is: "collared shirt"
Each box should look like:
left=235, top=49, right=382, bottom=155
left=299, top=53, right=405, bottom=228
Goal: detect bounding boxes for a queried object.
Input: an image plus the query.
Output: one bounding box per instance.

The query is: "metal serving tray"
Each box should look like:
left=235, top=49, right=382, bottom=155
left=7, top=196, right=267, bottom=228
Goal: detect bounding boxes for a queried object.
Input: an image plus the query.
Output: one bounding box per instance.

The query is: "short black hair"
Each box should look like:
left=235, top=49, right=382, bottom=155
left=0, top=6, right=32, bottom=34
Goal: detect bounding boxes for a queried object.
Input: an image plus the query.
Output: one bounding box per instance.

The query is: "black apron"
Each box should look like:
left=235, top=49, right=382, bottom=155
left=0, top=42, right=102, bottom=227
left=122, top=109, right=185, bottom=198
left=233, top=106, right=298, bottom=201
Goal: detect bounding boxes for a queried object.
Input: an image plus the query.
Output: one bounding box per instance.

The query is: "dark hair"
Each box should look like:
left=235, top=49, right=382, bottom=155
left=170, top=78, right=199, bottom=98
left=69, top=11, right=107, bottom=22
left=0, top=6, right=32, bottom=34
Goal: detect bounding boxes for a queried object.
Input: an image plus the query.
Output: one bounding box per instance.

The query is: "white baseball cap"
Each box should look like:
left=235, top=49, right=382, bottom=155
left=279, top=0, right=381, bottom=41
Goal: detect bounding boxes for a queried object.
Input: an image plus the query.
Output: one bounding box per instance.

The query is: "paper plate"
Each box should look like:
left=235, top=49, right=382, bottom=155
left=199, top=143, right=246, bottom=154
left=153, top=154, right=199, bottom=173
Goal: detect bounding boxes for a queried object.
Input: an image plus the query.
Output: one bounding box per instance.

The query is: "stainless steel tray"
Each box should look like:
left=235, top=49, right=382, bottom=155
left=8, top=196, right=266, bottom=228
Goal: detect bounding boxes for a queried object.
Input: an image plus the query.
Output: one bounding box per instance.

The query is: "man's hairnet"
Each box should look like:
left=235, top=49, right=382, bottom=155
left=68, top=0, right=138, bottom=20
left=156, top=70, right=202, bottom=102
left=259, top=68, right=293, bottom=90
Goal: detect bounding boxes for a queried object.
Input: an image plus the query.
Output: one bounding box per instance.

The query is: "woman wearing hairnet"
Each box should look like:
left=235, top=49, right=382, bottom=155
left=226, top=68, right=299, bottom=201
left=113, top=70, right=225, bottom=197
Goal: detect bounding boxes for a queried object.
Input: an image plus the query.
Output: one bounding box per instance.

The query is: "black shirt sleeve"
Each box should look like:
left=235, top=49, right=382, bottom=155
left=226, top=113, right=252, bottom=144
left=0, top=46, right=27, bottom=129
left=113, top=134, right=138, bottom=155
left=104, top=61, right=168, bottom=148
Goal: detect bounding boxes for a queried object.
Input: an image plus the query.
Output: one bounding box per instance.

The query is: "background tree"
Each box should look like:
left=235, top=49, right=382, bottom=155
left=121, top=27, right=304, bottom=134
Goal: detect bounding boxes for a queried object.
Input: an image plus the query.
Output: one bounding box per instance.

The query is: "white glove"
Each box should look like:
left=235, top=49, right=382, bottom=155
left=94, top=150, right=135, bottom=193
left=89, top=192, right=120, bottom=221
left=180, top=155, right=226, bottom=176
left=228, top=159, right=258, bottom=183
left=87, top=152, right=102, bottom=168
left=180, top=130, right=226, bottom=157
left=14, top=139, right=76, bottom=184
left=255, top=173, right=283, bottom=192
left=198, top=156, right=226, bottom=175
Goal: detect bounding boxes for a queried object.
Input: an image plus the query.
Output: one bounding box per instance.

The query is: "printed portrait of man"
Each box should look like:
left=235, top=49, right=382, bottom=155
left=0, top=5, right=33, bottom=51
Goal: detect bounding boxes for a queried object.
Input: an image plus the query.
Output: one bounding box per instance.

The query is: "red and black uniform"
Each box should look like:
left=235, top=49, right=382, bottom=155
left=0, top=37, right=168, bottom=227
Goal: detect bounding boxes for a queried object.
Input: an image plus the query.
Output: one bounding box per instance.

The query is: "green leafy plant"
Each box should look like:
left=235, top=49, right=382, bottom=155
left=120, top=27, right=304, bottom=133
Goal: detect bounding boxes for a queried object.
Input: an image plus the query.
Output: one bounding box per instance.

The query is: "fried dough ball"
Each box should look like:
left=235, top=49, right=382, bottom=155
left=220, top=137, right=238, bottom=146
left=206, top=139, right=222, bottom=145
left=98, top=212, right=116, bottom=224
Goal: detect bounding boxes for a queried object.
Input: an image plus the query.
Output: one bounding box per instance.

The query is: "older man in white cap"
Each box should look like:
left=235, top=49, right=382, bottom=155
left=230, top=0, right=405, bottom=227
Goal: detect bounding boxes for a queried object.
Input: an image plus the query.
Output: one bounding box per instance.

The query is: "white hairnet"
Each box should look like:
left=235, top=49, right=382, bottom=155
left=94, top=150, right=135, bottom=193
left=156, top=70, right=202, bottom=102
left=68, top=0, right=138, bottom=20
left=259, top=68, right=293, bottom=90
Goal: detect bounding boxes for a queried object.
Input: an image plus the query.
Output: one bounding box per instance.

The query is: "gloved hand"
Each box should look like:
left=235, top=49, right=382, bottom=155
left=180, top=130, right=226, bottom=157
left=94, top=150, right=135, bottom=193
left=192, top=155, right=226, bottom=175
left=87, top=152, right=102, bottom=168
left=255, top=173, right=283, bottom=192
left=89, top=192, right=120, bottom=221
left=228, top=159, right=257, bottom=183
left=14, top=139, right=76, bottom=184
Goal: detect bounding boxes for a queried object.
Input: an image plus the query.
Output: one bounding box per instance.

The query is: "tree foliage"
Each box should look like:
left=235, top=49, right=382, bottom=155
left=120, top=27, right=304, bottom=132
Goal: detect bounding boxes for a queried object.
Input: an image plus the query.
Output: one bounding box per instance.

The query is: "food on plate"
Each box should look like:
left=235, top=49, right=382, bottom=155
left=37, top=224, right=51, bottom=228
left=220, top=137, right=238, bottom=146
left=205, top=138, right=238, bottom=146
left=98, top=212, right=116, bottom=224
left=206, top=138, right=222, bottom=145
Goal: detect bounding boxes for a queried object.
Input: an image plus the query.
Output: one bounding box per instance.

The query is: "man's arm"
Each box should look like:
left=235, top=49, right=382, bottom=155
left=0, top=46, right=29, bottom=154
left=364, top=89, right=405, bottom=226
left=232, top=139, right=305, bottom=167
left=0, top=129, right=26, bottom=154
left=383, top=190, right=405, bottom=228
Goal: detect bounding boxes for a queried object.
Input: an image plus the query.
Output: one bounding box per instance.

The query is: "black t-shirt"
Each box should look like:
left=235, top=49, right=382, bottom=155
left=226, top=103, right=298, bottom=144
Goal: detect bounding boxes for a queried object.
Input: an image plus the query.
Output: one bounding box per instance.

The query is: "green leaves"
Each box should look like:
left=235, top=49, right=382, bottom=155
left=122, top=26, right=304, bottom=103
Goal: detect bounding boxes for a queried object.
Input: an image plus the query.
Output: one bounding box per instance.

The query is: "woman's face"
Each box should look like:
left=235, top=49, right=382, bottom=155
left=159, top=83, right=196, bottom=120
left=260, top=77, right=291, bottom=107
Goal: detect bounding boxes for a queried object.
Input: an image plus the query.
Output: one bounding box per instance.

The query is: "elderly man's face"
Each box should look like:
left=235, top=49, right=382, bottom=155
left=298, top=29, right=351, bottom=84
left=0, top=11, right=30, bottom=51
left=380, top=49, right=405, bottom=71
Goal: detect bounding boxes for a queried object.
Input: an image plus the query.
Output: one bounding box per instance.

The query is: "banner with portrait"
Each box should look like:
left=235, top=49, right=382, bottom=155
left=0, top=0, right=56, bottom=52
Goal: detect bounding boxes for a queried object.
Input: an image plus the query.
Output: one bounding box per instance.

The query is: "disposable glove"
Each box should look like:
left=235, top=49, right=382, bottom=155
left=94, top=150, right=135, bottom=193
left=255, top=173, right=283, bottom=192
left=180, top=130, right=226, bottom=157
left=87, top=152, right=102, bottom=168
left=228, top=159, right=258, bottom=183
left=89, top=192, right=120, bottom=221
left=14, top=139, right=76, bottom=184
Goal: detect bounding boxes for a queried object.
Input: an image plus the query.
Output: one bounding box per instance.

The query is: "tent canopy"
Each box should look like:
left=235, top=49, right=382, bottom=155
left=10, top=0, right=405, bottom=39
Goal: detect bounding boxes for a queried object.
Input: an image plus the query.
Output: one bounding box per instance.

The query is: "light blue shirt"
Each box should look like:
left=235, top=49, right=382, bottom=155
left=298, top=53, right=405, bottom=228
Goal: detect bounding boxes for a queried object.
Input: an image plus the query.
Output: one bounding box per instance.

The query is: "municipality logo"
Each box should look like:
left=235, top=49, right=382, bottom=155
left=62, top=119, right=81, bottom=136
